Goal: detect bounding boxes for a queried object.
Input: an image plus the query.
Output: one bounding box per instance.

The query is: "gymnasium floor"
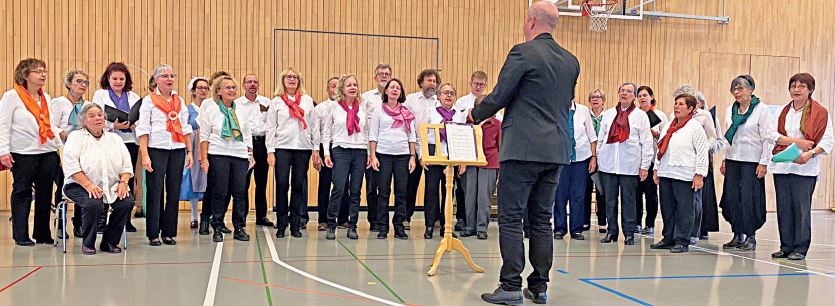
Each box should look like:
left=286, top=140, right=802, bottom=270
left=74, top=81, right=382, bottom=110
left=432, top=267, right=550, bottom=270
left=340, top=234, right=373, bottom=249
left=1, top=211, right=835, bottom=306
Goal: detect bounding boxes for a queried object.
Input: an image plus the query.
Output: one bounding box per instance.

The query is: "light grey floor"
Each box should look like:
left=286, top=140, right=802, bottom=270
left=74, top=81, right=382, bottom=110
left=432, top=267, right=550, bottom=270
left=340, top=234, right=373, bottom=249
left=1, top=210, right=835, bottom=305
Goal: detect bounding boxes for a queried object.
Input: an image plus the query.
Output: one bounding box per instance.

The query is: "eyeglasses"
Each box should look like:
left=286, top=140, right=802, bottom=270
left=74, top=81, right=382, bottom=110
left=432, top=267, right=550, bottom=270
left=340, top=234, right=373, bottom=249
left=31, top=69, right=48, bottom=75
left=244, top=80, right=259, bottom=84
left=730, top=86, right=747, bottom=93
left=73, top=79, right=90, bottom=86
left=441, top=90, right=456, bottom=96
left=472, top=82, right=487, bottom=88
left=376, top=72, right=392, bottom=77
left=619, top=89, right=634, bottom=94
left=195, top=86, right=210, bottom=91
left=156, top=74, right=177, bottom=79
left=790, top=84, right=809, bottom=90
left=285, top=75, right=299, bottom=80
left=590, top=95, right=603, bottom=99
left=222, top=86, right=238, bottom=91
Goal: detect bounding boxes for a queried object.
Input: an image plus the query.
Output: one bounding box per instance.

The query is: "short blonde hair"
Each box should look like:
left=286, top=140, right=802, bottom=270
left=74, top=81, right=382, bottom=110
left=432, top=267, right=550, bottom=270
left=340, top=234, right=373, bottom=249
left=274, top=68, right=308, bottom=97
left=14, top=58, right=47, bottom=87
left=335, top=74, right=362, bottom=102
left=63, top=69, right=90, bottom=91
left=211, top=76, right=237, bottom=101
left=588, top=89, right=606, bottom=102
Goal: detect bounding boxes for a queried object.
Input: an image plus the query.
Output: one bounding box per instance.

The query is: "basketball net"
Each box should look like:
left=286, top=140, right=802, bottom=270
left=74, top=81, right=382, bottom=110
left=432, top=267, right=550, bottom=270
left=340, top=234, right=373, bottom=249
left=581, top=0, right=618, bottom=32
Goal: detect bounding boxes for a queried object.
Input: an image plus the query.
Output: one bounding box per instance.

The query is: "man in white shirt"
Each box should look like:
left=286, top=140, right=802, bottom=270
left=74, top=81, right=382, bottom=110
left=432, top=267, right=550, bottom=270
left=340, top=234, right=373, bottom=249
left=361, top=64, right=392, bottom=232
left=403, top=69, right=440, bottom=228
left=234, top=74, right=273, bottom=227
left=454, top=71, right=488, bottom=113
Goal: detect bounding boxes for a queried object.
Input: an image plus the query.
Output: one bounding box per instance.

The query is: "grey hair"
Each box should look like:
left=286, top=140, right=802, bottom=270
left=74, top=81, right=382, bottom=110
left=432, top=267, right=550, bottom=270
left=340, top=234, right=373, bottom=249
left=63, top=69, right=90, bottom=90
left=374, top=63, right=393, bottom=75
left=673, top=84, right=698, bottom=97
left=694, top=91, right=706, bottom=103
left=79, top=103, right=106, bottom=129
left=730, top=75, right=755, bottom=91
left=619, top=82, right=638, bottom=93
left=152, top=64, right=174, bottom=79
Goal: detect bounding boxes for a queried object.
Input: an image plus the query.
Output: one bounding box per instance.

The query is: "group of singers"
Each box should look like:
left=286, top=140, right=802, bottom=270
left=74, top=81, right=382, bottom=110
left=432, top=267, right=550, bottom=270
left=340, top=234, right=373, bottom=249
left=0, top=58, right=829, bottom=261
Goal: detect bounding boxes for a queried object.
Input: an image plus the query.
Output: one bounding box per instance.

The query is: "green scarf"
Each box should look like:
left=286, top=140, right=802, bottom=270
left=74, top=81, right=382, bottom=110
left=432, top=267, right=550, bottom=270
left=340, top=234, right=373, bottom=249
left=216, top=99, right=243, bottom=142
left=724, top=95, right=760, bottom=145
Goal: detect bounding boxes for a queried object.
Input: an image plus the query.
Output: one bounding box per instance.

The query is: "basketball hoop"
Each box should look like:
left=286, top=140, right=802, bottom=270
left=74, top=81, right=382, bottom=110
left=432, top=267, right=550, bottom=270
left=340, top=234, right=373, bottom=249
left=581, top=0, right=619, bottom=32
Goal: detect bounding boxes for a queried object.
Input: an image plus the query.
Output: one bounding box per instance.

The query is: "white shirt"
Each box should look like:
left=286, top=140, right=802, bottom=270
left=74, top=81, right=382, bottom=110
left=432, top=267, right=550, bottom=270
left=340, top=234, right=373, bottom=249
left=234, top=95, right=270, bottom=137
left=265, top=94, right=316, bottom=151
left=404, top=92, right=438, bottom=155
left=693, top=108, right=719, bottom=152
left=422, top=102, right=468, bottom=158
left=198, top=100, right=253, bottom=159
left=769, top=103, right=834, bottom=176
left=62, top=130, right=134, bottom=203
left=596, top=105, right=654, bottom=175
left=311, top=99, right=335, bottom=149
left=570, top=103, right=598, bottom=162
left=0, top=89, right=62, bottom=155
left=322, top=100, right=369, bottom=155
left=454, top=93, right=476, bottom=113
left=92, top=89, right=141, bottom=143
left=49, top=96, right=90, bottom=134
left=135, top=89, right=193, bottom=150
left=655, top=120, right=710, bottom=182
left=369, top=105, right=417, bottom=156
left=721, top=101, right=779, bottom=165
left=362, top=89, right=384, bottom=125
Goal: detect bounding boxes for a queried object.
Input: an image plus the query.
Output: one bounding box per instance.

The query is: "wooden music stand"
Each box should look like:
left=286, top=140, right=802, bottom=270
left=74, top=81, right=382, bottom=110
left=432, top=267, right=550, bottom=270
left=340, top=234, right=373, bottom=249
left=419, top=123, right=487, bottom=276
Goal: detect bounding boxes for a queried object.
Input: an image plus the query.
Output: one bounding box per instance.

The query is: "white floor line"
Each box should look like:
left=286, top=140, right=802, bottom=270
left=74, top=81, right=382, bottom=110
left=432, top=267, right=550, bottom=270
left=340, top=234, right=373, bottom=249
left=711, top=231, right=835, bottom=248
left=261, top=227, right=404, bottom=306
left=203, top=241, right=224, bottom=306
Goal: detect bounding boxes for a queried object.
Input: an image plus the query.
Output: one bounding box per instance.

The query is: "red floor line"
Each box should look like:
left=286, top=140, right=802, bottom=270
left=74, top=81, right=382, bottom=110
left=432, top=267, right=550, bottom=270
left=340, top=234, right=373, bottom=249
left=0, top=259, right=263, bottom=269
left=221, top=275, right=372, bottom=302
left=0, top=266, right=43, bottom=293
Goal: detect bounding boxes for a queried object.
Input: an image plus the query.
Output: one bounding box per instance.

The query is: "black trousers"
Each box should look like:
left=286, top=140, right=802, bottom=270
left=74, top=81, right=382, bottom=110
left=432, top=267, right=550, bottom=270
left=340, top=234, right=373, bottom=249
left=376, top=153, right=410, bottom=232
left=635, top=163, right=658, bottom=228
left=453, top=174, right=466, bottom=222
left=274, top=149, right=311, bottom=230
left=405, top=159, right=423, bottom=221
left=658, top=177, right=696, bottom=246
left=145, top=148, right=185, bottom=239
left=720, top=160, right=766, bottom=236
left=64, top=183, right=133, bottom=248
left=10, top=152, right=59, bottom=242
left=497, top=160, right=561, bottom=293
left=316, top=145, right=349, bottom=224
left=584, top=173, right=607, bottom=227
left=424, top=164, right=448, bottom=228
left=366, top=167, right=380, bottom=225
left=208, top=154, right=249, bottom=230
left=774, top=174, right=816, bottom=256
left=247, top=136, right=270, bottom=220
left=601, top=172, right=638, bottom=238
left=327, top=147, right=366, bottom=227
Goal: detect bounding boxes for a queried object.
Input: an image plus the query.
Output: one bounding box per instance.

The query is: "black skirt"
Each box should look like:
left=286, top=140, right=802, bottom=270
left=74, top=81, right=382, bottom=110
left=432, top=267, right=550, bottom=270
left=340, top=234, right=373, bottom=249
left=719, top=160, right=767, bottom=235
left=700, top=159, right=720, bottom=232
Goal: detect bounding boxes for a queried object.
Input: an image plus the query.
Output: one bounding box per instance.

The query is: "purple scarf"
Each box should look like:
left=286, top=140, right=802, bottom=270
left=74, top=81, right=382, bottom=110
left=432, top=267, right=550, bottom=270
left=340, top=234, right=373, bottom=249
left=109, top=89, right=131, bottom=131
left=436, top=106, right=456, bottom=142
left=383, top=103, right=415, bottom=133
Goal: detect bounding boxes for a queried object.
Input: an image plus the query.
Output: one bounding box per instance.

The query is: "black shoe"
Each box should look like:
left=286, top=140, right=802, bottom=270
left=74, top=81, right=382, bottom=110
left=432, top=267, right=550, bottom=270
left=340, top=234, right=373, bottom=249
left=598, top=227, right=607, bottom=234
left=460, top=230, right=476, bottom=237
left=326, top=227, right=336, bottom=240
left=126, top=222, right=137, bottom=232
left=787, top=252, right=806, bottom=260
left=290, top=229, right=303, bottom=238
left=199, top=221, right=210, bottom=235
left=699, top=232, right=709, bottom=240
left=256, top=218, right=275, bottom=227
left=477, top=232, right=488, bottom=240
left=394, top=227, right=408, bottom=240
left=82, top=245, right=97, bottom=255
left=36, top=237, right=55, bottom=244
left=100, top=243, right=122, bottom=254
left=772, top=251, right=790, bottom=258
left=736, top=236, right=756, bottom=251
left=553, top=231, right=565, bottom=240
left=624, top=236, right=635, bottom=245
left=276, top=228, right=286, bottom=238
left=149, top=238, right=162, bottom=246
left=600, top=233, right=618, bottom=243
left=670, top=244, right=689, bottom=253
left=377, top=231, right=388, bottom=239
left=454, top=221, right=464, bottom=232
left=481, top=286, right=523, bottom=305
left=213, top=231, right=223, bottom=242
left=650, top=241, right=675, bottom=250
left=424, top=227, right=434, bottom=239
left=15, top=239, right=35, bottom=247
left=161, top=237, right=176, bottom=245
left=523, top=288, right=547, bottom=304
left=234, top=228, right=250, bottom=241
left=723, top=233, right=745, bottom=249
left=347, top=227, right=359, bottom=240
left=220, top=226, right=233, bottom=234
left=190, top=220, right=199, bottom=229
left=571, top=233, right=585, bottom=240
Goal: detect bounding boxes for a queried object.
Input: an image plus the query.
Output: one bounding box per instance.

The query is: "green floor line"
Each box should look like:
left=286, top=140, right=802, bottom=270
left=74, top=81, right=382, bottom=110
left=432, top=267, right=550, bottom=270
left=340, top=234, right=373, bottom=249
left=254, top=230, right=275, bottom=306
left=336, top=239, right=406, bottom=303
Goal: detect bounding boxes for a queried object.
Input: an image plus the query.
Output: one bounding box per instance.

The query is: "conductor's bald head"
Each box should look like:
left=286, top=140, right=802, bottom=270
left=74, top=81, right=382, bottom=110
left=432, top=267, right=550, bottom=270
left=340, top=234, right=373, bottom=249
left=524, top=1, right=559, bottom=41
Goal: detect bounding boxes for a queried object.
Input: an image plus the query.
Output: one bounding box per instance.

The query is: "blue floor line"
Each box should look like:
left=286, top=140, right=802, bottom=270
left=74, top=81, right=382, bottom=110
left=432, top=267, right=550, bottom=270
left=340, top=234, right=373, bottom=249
left=579, top=279, right=652, bottom=306
left=555, top=269, right=570, bottom=275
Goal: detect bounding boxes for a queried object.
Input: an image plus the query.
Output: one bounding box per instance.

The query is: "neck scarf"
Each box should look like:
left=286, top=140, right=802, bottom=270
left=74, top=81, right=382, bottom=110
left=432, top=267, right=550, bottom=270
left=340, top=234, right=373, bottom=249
left=569, top=107, right=576, bottom=161
left=67, top=96, right=84, bottom=130
left=436, top=106, right=456, bottom=142
left=657, top=112, right=694, bottom=160
left=590, top=109, right=603, bottom=134
left=109, top=89, right=130, bottom=111
left=338, top=100, right=361, bottom=136
left=383, top=103, right=415, bottom=133
left=606, top=102, right=635, bottom=144
left=724, top=95, right=760, bottom=145
left=282, top=93, right=307, bottom=129
left=13, top=84, right=54, bottom=143
left=773, top=98, right=828, bottom=154
left=216, top=99, right=243, bottom=142
left=149, top=91, right=185, bottom=143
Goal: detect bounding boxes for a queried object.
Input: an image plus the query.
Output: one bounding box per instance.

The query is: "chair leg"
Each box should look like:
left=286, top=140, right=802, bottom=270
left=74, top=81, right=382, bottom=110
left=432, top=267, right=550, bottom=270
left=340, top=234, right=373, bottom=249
left=123, top=226, right=127, bottom=250
left=62, top=202, right=67, bottom=253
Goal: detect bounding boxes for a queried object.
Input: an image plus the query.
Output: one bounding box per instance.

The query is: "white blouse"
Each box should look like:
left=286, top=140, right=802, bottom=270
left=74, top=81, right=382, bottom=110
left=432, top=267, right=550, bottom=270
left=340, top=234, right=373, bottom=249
left=769, top=103, right=834, bottom=177
left=135, top=89, right=193, bottom=150
left=0, top=89, right=62, bottom=155
left=721, top=101, right=780, bottom=165
left=369, top=106, right=417, bottom=156
left=49, top=96, right=90, bottom=134
left=62, top=130, right=134, bottom=203
left=655, top=120, right=710, bottom=182
left=265, top=94, right=316, bottom=152
left=198, top=100, right=253, bottom=159
left=596, top=105, right=654, bottom=176
left=571, top=103, right=598, bottom=162
left=91, top=89, right=142, bottom=143
left=322, top=100, right=369, bottom=155
left=234, top=95, right=271, bottom=137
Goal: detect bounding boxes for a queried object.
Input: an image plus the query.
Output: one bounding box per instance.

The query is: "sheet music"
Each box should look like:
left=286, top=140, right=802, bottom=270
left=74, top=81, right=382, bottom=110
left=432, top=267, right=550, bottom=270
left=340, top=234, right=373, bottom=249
left=445, top=123, right=477, bottom=161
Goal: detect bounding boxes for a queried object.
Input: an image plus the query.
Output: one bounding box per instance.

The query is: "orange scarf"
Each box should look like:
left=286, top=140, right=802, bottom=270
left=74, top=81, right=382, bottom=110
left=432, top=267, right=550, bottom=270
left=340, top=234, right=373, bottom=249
left=773, top=99, right=828, bottom=154
left=149, top=91, right=185, bottom=143
left=281, top=93, right=307, bottom=129
left=13, top=84, right=54, bottom=143
left=657, top=112, right=694, bottom=160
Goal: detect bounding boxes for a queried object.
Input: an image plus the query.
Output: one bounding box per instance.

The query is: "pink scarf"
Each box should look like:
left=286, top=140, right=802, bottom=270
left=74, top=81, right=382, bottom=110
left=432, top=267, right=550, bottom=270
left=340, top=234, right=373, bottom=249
left=382, top=103, right=415, bottom=133
left=338, top=100, right=361, bottom=135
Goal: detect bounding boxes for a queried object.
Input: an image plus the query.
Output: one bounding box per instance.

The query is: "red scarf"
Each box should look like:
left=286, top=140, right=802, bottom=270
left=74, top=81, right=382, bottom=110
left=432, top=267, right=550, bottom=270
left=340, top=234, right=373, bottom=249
left=772, top=99, right=828, bottom=155
left=338, top=100, right=361, bottom=136
left=149, top=91, right=185, bottom=143
left=282, top=93, right=307, bottom=129
left=13, top=84, right=55, bottom=144
left=657, top=112, right=694, bottom=160
left=606, top=103, right=635, bottom=144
